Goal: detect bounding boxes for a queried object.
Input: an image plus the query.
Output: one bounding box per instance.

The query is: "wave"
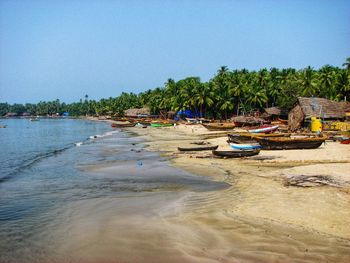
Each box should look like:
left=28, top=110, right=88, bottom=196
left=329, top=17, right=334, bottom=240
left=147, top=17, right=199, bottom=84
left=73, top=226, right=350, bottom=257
left=88, top=130, right=119, bottom=140
left=0, top=144, right=75, bottom=184
left=0, top=130, right=120, bottom=184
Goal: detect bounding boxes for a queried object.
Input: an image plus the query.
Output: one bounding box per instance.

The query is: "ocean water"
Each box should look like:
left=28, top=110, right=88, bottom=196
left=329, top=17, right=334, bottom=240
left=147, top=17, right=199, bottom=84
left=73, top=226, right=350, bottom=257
left=0, top=118, right=227, bottom=262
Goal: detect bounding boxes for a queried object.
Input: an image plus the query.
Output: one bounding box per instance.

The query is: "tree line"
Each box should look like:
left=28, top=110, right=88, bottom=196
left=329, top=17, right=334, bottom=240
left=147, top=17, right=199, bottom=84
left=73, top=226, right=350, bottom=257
left=1, top=58, right=349, bottom=119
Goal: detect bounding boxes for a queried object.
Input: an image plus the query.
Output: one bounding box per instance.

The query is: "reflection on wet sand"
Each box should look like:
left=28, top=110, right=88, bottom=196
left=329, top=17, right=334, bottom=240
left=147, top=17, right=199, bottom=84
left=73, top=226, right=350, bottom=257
left=2, top=124, right=349, bottom=263
left=48, top=176, right=350, bottom=263
left=39, top=155, right=349, bottom=263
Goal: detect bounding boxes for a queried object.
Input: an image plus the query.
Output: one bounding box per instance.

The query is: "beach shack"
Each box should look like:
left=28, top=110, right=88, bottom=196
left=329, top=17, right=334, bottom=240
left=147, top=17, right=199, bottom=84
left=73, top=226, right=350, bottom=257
left=262, top=106, right=288, bottom=121
left=124, top=107, right=151, bottom=118
left=288, top=97, right=350, bottom=131
left=5, top=112, right=18, bottom=118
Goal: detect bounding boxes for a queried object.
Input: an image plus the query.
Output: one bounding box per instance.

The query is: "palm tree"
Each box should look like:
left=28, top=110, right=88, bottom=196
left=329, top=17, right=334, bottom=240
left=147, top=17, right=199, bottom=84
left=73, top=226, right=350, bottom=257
left=299, top=66, right=318, bottom=97
left=335, top=69, right=350, bottom=99
left=246, top=86, right=268, bottom=109
left=212, top=66, right=232, bottom=119
left=256, top=68, right=270, bottom=107
left=228, top=71, right=247, bottom=115
left=194, top=82, right=215, bottom=117
left=342, top=57, right=350, bottom=74
left=268, top=67, right=281, bottom=106
left=318, top=65, right=336, bottom=99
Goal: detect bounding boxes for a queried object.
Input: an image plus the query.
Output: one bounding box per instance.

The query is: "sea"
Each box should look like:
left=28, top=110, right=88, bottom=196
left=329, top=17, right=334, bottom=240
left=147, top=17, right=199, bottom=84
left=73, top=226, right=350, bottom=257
left=0, top=118, right=227, bottom=262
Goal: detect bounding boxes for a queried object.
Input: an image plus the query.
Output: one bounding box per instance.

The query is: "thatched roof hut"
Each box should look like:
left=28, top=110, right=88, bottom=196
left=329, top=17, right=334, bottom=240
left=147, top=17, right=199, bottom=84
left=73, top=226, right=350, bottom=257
left=288, top=97, right=350, bottom=131
left=264, top=107, right=282, bottom=116
left=231, top=116, right=265, bottom=126
left=124, top=107, right=151, bottom=117
left=263, top=106, right=288, bottom=120
left=5, top=112, right=18, bottom=117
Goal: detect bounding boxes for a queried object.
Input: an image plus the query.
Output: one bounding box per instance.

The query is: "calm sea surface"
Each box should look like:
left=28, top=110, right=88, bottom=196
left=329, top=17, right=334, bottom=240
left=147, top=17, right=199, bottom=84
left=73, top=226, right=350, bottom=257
left=0, top=118, right=226, bottom=262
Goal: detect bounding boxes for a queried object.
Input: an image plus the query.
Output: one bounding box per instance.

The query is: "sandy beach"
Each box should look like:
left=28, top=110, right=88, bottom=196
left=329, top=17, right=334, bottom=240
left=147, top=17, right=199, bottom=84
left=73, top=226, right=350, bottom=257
left=114, top=123, right=350, bottom=262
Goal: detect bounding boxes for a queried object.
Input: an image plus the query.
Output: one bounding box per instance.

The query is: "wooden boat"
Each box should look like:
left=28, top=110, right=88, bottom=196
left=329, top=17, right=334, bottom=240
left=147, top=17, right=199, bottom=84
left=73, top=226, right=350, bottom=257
left=137, top=121, right=151, bottom=126
left=185, top=118, right=199, bottom=124
left=230, top=143, right=261, bottom=150
left=212, top=149, right=260, bottom=158
left=178, top=145, right=219, bottom=151
left=248, top=125, right=279, bottom=134
left=111, top=122, right=135, bottom=128
left=340, top=138, right=350, bottom=144
left=150, top=123, right=174, bottom=127
left=228, top=137, right=257, bottom=144
left=254, top=134, right=327, bottom=150
left=202, top=123, right=235, bottom=131
left=228, top=133, right=290, bottom=143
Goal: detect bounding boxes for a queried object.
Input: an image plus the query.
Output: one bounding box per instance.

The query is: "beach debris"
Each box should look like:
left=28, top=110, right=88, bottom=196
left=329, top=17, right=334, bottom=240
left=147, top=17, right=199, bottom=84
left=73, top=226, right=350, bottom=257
left=284, top=175, right=341, bottom=188
left=195, top=154, right=212, bottom=158
left=248, top=156, right=277, bottom=161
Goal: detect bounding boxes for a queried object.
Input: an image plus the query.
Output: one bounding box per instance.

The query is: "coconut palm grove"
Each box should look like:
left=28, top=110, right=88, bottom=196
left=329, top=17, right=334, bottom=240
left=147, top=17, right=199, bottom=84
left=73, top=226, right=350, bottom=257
left=1, top=58, right=350, bottom=118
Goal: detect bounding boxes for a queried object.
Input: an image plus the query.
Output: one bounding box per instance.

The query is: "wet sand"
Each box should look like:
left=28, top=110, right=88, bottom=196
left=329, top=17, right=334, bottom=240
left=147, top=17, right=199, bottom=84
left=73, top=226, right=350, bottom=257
left=5, top=119, right=349, bottom=262
left=108, top=124, right=350, bottom=263
left=34, top=121, right=350, bottom=263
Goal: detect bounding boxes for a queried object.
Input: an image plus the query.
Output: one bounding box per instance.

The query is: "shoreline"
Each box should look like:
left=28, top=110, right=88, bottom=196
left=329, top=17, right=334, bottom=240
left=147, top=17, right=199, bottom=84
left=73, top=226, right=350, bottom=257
left=2, top=117, right=349, bottom=262
left=124, top=124, right=350, bottom=237
left=79, top=117, right=350, bottom=262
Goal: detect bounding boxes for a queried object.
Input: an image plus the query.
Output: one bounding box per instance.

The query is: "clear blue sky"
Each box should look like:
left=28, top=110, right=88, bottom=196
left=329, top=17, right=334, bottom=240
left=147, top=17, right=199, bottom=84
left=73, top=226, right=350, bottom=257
left=1, top=0, right=349, bottom=104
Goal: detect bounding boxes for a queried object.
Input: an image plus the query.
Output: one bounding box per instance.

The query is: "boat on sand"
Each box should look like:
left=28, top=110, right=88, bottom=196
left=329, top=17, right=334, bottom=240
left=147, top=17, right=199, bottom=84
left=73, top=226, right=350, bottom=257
left=111, top=123, right=135, bottom=128
left=150, top=123, right=174, bottom=127
left=178, top=145, right=218, bottom=151
left=202, top=123, right=235, bottom=131
left=228, top=133, right=290, bottom=143
left=212, top=149, right=260, bottom=158
left=230, top=143, right=261, bottom=150
left=254, top=134, right=327, bottom=150
left=340, top=138, right=350, bottom=144
left=248, top=125, right=279, bottom=134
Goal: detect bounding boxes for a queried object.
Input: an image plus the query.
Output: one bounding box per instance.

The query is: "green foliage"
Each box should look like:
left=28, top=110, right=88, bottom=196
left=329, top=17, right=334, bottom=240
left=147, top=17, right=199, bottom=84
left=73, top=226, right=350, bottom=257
left=1, top=58, right=349, bottom=118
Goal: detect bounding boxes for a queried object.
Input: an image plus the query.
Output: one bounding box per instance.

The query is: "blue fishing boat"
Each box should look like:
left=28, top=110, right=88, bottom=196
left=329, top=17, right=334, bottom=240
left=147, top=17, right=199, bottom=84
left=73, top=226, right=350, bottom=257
left=230, top=143, right=261, bottom=150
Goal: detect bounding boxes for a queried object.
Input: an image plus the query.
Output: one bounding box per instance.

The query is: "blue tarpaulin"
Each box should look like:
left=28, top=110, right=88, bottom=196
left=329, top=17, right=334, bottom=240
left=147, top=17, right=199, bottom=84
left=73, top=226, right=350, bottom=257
left=176, top=109, right=199, bottom=118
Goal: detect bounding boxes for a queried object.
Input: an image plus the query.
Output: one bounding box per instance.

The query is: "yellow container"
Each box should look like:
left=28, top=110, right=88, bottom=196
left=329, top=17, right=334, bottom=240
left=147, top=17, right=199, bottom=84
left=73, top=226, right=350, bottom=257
left=310, top=117, right=322, bottom=132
